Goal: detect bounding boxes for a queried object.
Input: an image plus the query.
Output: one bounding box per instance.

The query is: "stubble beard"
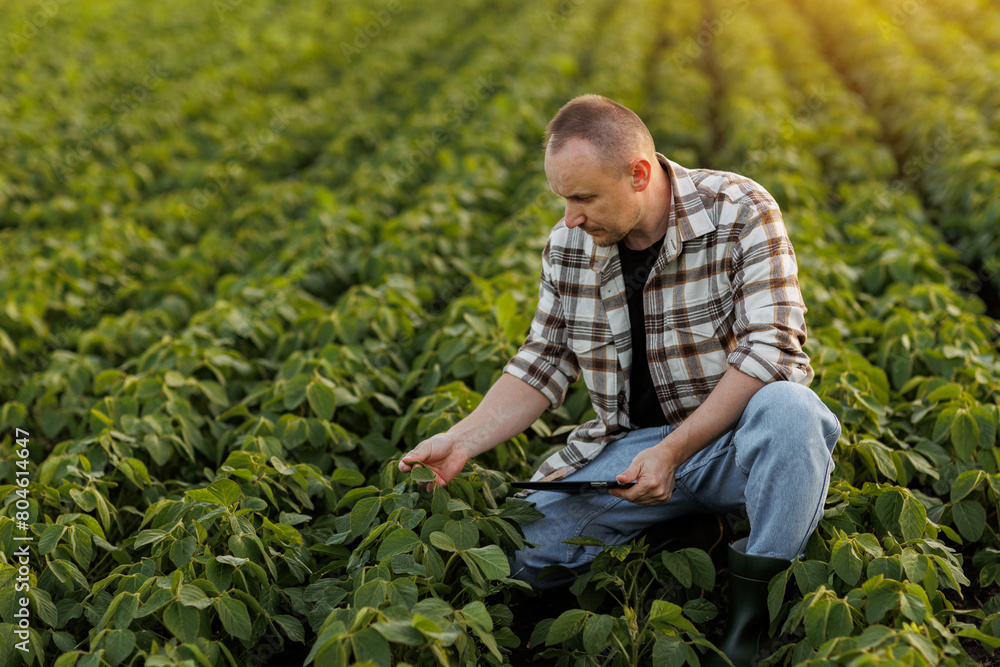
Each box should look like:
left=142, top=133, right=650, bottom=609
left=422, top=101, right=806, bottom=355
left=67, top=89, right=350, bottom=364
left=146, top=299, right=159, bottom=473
left=593, top=198, right=643, bottom=248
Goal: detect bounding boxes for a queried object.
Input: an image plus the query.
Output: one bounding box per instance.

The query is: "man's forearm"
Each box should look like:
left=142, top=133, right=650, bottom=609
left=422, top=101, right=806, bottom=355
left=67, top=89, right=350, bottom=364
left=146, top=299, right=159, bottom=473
left=447, top=373, right=551, bottom=458
left=656, top=365, right=766, bottom=467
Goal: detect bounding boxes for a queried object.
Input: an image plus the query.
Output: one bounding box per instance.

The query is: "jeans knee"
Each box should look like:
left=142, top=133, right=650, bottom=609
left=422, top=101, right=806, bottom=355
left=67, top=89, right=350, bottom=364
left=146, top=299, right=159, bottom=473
left=747, top=382, right=838, bottom=438
left=737, top=382, right=840, bottom=468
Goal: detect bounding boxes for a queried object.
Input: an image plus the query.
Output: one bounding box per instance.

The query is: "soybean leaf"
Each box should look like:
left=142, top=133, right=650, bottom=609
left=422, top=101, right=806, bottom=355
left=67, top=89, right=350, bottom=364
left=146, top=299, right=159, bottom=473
left=444, top=519, right=479, bottom=551
left=215, top=596, right=252, bottom=640
left=952, top=500, right=987, bottom=542
left=866, top=583, right=898, bottom=623
left=351, top=496, right=382, bottom=538
left=376, top=528, right=421, bottom=561
left=683, top=598, right=718, bottom=623
left=952, top=410, right=980, bottom=460
left=307, top=380, right=337, bottom=421
left=652, top=636, right=687, bottom=667
left=830, top=540, right=863, bottom=586
left=899, top=496, right=927, bottom=542
left=684, top=548, right=716, bottom=590
left=951, top=470, right=986, bottom=503
left=467, top=545, right=510, bottom=579
left=410, top=465, right=436, bottom=483
left=582, top=614, right=613, bottom=654
left=662, top=552, right=693, bottom=588
left=546, top=609, right=588, bottom=645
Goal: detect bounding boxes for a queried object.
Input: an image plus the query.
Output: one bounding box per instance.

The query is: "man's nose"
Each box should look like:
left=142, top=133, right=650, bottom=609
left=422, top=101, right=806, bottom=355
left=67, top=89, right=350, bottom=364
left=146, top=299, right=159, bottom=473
left=564, top=203, right=585, bottom=228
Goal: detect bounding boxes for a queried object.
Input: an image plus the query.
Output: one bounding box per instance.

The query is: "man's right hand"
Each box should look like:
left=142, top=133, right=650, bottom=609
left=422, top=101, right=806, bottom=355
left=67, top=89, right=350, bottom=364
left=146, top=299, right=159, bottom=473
left=397, top=432, right=472, bottom=490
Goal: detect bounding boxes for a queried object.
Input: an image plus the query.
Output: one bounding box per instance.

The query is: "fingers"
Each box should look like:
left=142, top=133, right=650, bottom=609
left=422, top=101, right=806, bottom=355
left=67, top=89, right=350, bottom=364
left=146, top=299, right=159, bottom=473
left=398, top=446, right=426, bottom=472
left=610, top=476, right=673, bottom=505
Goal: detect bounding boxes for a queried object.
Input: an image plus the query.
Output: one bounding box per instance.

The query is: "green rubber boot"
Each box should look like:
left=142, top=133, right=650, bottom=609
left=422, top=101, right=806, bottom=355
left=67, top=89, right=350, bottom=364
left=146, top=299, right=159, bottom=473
left=705, top=538, right=792, bottom=667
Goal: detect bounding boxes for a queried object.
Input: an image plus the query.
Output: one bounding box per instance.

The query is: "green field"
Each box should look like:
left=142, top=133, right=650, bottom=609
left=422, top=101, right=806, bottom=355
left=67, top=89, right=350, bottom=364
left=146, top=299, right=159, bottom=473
left=2, top=0, right=1000, bottom=664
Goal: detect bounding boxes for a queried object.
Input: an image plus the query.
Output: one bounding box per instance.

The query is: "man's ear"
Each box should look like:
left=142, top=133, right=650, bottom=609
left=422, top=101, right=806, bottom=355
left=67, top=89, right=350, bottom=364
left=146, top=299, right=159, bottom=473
left=629, top=157, right=654, bottom=192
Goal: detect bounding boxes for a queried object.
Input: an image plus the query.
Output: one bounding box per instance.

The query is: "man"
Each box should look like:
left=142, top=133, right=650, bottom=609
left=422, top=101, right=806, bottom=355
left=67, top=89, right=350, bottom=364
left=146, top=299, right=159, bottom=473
left=398, top=94, right=841, bottom=665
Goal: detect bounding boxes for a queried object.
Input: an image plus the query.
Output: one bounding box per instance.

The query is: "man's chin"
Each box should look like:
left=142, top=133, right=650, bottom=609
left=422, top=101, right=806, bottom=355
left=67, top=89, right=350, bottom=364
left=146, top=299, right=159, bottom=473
left=592, top=232, right=623, bottom=248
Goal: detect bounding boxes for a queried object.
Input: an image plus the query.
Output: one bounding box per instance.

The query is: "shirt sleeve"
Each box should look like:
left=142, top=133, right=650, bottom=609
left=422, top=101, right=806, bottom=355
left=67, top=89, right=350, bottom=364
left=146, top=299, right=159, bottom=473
left=726, top=204, right=814, bottom=386
left=502, top=238, right=581, bottom=409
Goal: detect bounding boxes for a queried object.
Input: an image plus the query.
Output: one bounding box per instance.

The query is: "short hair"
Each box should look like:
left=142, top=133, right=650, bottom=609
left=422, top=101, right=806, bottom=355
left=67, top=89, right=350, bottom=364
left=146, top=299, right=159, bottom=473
left=542, top=94, right=656, bottom=179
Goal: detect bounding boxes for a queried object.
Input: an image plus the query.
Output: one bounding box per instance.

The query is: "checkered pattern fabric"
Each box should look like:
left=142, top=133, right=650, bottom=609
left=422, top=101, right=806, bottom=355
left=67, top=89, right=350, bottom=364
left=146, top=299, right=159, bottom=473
left=504, top=153, right=813, bottom=495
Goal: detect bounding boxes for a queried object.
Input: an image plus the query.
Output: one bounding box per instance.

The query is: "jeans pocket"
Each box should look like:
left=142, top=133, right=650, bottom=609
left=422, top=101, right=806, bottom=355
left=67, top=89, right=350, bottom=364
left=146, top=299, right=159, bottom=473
left=676, top=430, right=734, bottom=479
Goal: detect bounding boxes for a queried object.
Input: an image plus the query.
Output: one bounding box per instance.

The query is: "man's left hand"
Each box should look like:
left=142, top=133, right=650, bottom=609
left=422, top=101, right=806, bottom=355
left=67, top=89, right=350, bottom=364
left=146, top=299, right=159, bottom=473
left=610, top=441, right=680, bottom=505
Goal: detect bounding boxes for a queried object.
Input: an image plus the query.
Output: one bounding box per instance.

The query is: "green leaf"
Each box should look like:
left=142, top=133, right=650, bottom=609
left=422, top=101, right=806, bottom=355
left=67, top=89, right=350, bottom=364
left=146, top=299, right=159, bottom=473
left=331, top=468, right=365, bottom=487
left=582, top=614, right=613, bottom=654
left=662, top=551, right=693, bottom=588
left=652, top=636, right=687, bottom=667
left=899, top=590, right=927, bottom=623
left=283, top=376, right=309, bottom=411
left=953, top=500, right=987, bottom=541
left=793, top=560, right=829, bottom=594
left=178, top=584, right=213, bottom=610
left=215, top=596, right=252, bottom=640
left=354, top=580, right=388, bottom=609
left=866, top=583, right=898, bottom=623
left=460, top=601, right=493, bottom=633
left=467, top=545, right=511, bottom=579
left=546, top=609, right=588, bottom=645
left=925, top=383, right=962, bottom=402
left=952, top=410, right=980, bottom=460
left=429, top=531, right=457, bottom=552
left=951, top=470, right=987, bottom=503
left=900, top=550, right=928, bottom=584
left=683, top=598, right=718, bottom=623
left=410, top=465, right=436, bottom=483
left=169, top=536, right=197, bottom=569
left=830, top=540, right=863, bottom=586
left=804, top=598, right=830, bottom=649
left=376, top=528, right=421, bottom=561
left=271, top=614, right=306, bottom=643
left=163, top=602, right=200, bottom=642
left=103, top=629, right=136, bottom=667
left=608, top=544, right=631, bottom=561
left=444, top=519, right=479, bottom=551
left=351, top=628, right=391, bottom=666
left=899, top=495, right=927, bottom=542
left=684, top=548, right=716, bottom=590
left=39, top=524, right=66, bottom=555
left=971, top=405, right=998, bottom=450
left=186, top=479, right=242, bottom=507
left=855, top=534, right=883, bottom=558
left=351, top=496, right=382, bottom=538
left=372, top=619, right=424, bottom=646
left=875, top=489, right=904, bottom=536
left=826, top=600, right=853, bottom=640
left=134, top=529, right=168, bottom=549
left=767, top=569, right=789, bottom=622
left=307, top=380, right=337, bottom=421
left=957, top=627, right=1000, bottom=650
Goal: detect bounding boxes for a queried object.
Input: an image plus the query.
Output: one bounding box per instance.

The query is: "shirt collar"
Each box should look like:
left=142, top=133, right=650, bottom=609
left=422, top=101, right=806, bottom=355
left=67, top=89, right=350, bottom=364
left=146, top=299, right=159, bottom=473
left=587, top=152, right=716, bottom=272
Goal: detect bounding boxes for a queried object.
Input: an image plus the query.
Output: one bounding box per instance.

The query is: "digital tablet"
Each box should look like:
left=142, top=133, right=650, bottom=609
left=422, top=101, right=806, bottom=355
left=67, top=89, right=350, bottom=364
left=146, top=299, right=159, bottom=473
left=511, top=480, right=637, bottom=494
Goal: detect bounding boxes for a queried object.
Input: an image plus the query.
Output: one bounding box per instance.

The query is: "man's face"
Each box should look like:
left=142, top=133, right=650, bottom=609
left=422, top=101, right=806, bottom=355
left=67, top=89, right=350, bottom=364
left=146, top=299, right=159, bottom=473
left=544, top=137, right=642, bottom=248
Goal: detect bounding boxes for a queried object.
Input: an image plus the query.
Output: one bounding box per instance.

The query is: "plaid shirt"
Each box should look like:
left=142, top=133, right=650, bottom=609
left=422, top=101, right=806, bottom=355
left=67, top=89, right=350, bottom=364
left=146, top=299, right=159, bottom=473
left=503, top=153, right=813, bottom=496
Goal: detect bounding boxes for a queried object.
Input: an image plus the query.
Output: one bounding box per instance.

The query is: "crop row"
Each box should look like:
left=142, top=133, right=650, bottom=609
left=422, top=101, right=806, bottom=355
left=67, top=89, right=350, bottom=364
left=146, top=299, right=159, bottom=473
left=795, top=0, right=1000, bottom=296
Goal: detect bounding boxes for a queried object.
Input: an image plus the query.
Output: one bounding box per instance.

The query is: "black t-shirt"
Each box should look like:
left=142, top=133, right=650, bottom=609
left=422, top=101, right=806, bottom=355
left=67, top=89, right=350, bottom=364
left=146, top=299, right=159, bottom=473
left=616, top=236, right=670, bottom=428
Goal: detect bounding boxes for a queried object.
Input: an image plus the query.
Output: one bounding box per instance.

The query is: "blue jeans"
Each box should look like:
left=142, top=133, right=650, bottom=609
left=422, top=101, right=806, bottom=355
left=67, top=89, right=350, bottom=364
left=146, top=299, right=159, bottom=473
left=509, top=381, right=841, bottom=590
